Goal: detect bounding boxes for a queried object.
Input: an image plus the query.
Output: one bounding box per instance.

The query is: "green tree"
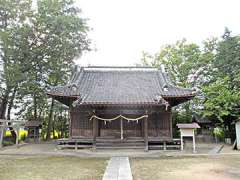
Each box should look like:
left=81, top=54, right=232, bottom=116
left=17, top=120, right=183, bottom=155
left=214, top=28, right=240, bottom=88
left=142, top=39, right=216, bottom=88
left=202, top=29, right=240, bottom=138
left=0, top=0, right=91, bottom=141
left=0, top=0, right=32, bottom=119
left=142, top=39, right=217, bottom=123
left=0, top=0, right=33, bottom=142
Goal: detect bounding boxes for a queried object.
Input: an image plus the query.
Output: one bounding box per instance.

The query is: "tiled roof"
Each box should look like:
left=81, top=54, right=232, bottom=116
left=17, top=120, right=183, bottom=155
left=192, top=113, right=212, bottom=124
left=25, top=121, right=42, bottom=127
left=176, top=123, right=200, bottom=129
left=48, top=66, right=195, bottom=106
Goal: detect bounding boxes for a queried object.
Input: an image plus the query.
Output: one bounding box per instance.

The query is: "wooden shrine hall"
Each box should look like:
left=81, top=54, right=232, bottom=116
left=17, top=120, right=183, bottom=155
left=47, top=66, right=196, bottom=150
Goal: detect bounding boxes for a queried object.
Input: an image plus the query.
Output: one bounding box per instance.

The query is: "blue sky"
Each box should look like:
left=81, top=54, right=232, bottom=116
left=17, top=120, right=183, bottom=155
left=75, top=0, right=240, bottom=66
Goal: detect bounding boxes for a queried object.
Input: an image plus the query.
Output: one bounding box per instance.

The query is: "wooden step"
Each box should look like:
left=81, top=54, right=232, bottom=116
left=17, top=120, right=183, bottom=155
left=96, top=138, right=145, bottom=150
left=96, top=143, right=144, bottom=147
left=96, top=146, right=145, bottom=150
left=149, top=145, right=181, bottom=150
left=96, top=140, right=144, bottom=144
left=96, top=139, right=144, bottom=143
left=57, top=144, right=92, bottom=150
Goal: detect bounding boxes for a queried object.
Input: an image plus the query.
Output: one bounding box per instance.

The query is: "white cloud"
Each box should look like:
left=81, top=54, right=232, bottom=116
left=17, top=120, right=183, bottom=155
left=75, top=0, right=240, bottom=66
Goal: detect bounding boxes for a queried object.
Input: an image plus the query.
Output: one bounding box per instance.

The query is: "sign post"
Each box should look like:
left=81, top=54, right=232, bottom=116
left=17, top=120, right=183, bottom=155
left=177, top=123, right=200, bottom=153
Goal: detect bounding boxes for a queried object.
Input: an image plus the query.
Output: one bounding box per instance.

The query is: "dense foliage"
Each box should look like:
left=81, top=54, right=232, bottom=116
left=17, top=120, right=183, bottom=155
left=142, top=29, right=240, bottom=138
left=0, top=0, right=90, bottom=140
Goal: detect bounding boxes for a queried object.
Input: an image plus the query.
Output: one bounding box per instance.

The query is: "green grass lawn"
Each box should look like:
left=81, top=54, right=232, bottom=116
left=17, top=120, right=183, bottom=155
left=131, top=155, right=240, bottom=180
left=0, top=156, right=108, bottom=180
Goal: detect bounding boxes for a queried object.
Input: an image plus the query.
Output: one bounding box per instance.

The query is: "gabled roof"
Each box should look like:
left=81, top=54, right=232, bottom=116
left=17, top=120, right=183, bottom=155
left=192, top=112, right=212, bottom=124
left=176, top=123, right=200, bottom=129
left=48, top=66, right=195, bottom=107
left=25, top=121, right=42, bottom=127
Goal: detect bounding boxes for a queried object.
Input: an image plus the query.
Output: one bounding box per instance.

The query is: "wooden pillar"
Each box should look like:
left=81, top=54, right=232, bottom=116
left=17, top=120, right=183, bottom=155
left=34, top=128, right=36, bottom=143
left=37, top=128, right=40, bottom=142
left=75, top=140, right=78, bottom=150
left=69, top=107, right=72, bottom=138
left=92, top=117, right=98, bottom=150
left=163, top=141, right=167, bottom=151
left=193, top=129, right=196, bottom=153
left=16, top=126, right=20, bottom=148
left=120, top=118, right=123, bottom=140
left=180, top=131, right=184, bottom=151
left=144, top=115, right=148, bottom=151
left=169, top=109, right=173, bottom=139
left=0, top=124, right=4, bottom=148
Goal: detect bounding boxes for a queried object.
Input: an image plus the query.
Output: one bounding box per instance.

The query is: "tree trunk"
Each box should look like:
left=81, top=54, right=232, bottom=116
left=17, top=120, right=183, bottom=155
left=7, top=87, right=17, bottom=120
left=0, top=90, right=10, bottom=119
left=0, top=90, right=9, bottom=145
left=33, top=93, right=37, bottom=120
left=52, top=114, right=55, bottom=139
left=46, top=98, right=54, bottom=140
left=1, top=88, right=17, bottom=143
left=7, top=88, right=17, bottom=143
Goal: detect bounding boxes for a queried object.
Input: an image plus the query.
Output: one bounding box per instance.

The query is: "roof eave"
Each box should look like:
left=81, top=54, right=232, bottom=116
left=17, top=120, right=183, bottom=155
left=47, top=92, right=80, bottom=99
left=76, top=102, right=168, bottom=108
left=47, top=93, right=80, bottom=106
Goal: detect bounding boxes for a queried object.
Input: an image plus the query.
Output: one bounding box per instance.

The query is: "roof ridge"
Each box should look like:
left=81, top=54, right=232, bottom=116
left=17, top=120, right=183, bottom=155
left=161, top=72, right=173, bottom=86
left=81, top=66, right=159, bottom=72
left=69, top=67, right=84, bottom=85
left=157, top=71, right=168, bottom=90
left=84, top=66, right=156, bottom=68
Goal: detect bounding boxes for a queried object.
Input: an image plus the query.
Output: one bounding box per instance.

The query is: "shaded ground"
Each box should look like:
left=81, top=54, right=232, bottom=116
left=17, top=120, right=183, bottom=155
left=0, top=142, right=224, bottom=157
left=221, top=144, right=238, bottom=153
left=0, top=155, right=108, bottom=180
left=131, top=155, right=240, bottom=180
left=0, top=142, right=56, bottom=154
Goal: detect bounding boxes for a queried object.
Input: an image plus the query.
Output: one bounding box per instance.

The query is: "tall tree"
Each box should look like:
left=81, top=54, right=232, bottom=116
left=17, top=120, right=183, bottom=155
left=0, top=0, right=32, bottom=119
left=0, top=0, right=91, bottom=141
left=142, top=39, right=217, bottom=122
left=202, top=29, right=240, bottom=137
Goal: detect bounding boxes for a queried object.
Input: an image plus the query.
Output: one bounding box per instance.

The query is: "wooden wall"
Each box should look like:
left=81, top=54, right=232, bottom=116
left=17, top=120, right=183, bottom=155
left=70, top=110, right=92, bottom=137
left=148, top=112, right=172, bottom=138
left=70, top=107, right=172, bottom=139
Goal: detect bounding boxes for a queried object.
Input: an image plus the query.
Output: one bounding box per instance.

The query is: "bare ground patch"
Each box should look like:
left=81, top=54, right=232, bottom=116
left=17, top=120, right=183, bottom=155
left=131, top=155, right=240, bottom=180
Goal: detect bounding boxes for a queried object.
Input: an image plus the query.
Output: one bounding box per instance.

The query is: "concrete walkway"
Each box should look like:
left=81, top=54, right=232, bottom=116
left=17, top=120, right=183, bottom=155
left=208, top=144, right=224, bottom=155
left=102, top=156, right=133, bottom=180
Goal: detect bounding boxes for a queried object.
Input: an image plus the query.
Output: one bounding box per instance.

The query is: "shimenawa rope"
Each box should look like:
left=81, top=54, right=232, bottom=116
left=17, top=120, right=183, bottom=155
left=89, top=114, right=148, bottom=122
